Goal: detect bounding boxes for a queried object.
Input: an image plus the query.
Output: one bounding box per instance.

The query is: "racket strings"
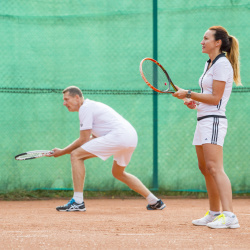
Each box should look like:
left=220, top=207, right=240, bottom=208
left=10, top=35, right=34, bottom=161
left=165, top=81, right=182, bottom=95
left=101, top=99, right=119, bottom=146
left=142, top=60, right=172, bottom=92
left=16, top=152, right=43, bottom=160
left=15, top=150, right=52, bottom=160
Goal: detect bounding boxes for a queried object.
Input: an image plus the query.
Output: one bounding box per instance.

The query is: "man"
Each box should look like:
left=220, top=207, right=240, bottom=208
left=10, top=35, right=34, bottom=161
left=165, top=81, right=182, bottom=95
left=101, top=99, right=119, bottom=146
left=48, top=86, right=165, bottom=212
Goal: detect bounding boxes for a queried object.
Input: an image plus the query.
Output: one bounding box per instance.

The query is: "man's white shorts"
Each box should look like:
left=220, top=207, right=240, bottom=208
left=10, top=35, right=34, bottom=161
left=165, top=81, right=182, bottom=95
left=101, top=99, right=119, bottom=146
left=192, top=116, right=228, bottom=147
left=81, top=128, right=138, bottom=167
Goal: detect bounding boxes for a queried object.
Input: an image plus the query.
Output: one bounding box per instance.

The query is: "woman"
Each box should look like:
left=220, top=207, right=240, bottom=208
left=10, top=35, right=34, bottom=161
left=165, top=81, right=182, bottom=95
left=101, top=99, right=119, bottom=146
left=173, top=26, right=241, bottom=229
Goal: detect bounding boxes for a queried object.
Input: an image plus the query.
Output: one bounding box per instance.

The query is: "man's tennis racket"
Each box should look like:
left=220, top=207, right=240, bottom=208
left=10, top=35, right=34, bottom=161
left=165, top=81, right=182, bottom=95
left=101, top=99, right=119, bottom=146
left=140, top=57, right=178, bottom=93
left=15, top=150, right=53, bottom=160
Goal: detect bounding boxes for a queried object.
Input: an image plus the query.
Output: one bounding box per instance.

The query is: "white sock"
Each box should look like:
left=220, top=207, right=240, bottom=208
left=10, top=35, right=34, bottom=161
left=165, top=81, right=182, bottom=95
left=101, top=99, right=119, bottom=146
left=146, top=193, right=159, bottom=205
left=223, top=211, right=235, bottom=218
left=73, top=192, right=83, bottom=204
left=210, top=210, right=221, bottom=216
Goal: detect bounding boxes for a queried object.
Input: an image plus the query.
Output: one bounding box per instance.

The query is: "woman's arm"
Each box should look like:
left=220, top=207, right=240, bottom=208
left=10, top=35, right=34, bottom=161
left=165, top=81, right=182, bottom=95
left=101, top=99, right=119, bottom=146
left=172, top=80, right=226, bottom=106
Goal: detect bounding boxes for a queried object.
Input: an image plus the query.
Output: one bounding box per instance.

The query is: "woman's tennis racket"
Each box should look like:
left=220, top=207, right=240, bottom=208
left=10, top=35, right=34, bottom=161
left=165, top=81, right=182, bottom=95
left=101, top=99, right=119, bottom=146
left=140, top=57, right=194, bottom=104
left=15, top=150, right=53, bottom=160
left=140, top=57, right=178, bottom=93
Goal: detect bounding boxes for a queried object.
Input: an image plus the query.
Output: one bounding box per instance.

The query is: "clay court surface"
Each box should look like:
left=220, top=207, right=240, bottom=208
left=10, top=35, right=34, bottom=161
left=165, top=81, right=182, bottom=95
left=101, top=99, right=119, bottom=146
left=0, top=198, right=249, bottom=249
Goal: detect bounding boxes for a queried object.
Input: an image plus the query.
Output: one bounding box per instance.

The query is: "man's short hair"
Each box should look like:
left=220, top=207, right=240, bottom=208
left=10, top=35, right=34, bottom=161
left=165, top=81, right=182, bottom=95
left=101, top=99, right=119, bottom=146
left=63, top=86, right=83, bottom=97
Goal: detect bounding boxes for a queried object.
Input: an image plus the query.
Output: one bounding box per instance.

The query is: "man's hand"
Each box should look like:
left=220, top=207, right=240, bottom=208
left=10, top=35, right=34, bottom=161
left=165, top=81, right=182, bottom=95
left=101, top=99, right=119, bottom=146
left=46, top=148, right=65, bottom=158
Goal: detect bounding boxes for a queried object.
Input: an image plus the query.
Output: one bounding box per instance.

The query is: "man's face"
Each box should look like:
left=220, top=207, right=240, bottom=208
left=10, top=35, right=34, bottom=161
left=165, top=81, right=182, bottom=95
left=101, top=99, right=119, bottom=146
left=63, top=92, right=79, bottom=112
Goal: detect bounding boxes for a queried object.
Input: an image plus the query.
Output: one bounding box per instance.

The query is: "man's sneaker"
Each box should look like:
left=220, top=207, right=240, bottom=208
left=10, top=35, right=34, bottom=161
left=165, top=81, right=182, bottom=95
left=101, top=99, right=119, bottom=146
left=146, top=199, right=166, bottom=210
left=56, top=198, right=86, bottom=212
left=192, top=211, right=220, bottom=226
left=207, top=213, right=240, bottom=229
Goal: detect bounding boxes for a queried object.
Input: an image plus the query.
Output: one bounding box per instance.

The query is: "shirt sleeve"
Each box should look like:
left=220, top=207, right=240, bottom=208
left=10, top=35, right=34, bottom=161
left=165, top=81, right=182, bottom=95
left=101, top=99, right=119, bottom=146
left=213, top=61, right=228, bottom=82
left=79, top=105, right=93, bottom=130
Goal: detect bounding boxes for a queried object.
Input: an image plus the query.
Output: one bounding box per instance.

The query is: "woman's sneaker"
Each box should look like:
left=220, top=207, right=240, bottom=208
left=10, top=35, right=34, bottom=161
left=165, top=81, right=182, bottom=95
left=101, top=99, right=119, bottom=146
left=207, top=213, right=240, bottom=229
left=192, top=211, right=220, bottom=226
left=56, top=198, right=86, bottom=212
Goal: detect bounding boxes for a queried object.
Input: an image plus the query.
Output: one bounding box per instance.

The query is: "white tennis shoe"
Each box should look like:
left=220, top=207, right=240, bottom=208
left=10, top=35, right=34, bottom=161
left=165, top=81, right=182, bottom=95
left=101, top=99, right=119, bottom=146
left=192, top=211, right=219, bottom=226
left=207, top=213, right=240, bottom=229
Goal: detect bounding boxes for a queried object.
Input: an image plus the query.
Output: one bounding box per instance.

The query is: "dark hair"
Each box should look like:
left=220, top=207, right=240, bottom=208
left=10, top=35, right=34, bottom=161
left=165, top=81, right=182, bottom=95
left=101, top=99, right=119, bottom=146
left=63, top=86, right=83, bottom=97
left=209, top=26, right=241, bottom=86
left=209, top=26, right=231, bottom=52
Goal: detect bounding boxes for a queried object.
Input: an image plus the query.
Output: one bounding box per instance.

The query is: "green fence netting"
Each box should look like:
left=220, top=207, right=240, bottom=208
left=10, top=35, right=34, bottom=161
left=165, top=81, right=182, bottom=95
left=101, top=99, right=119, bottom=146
left=0, top=0, right=249, bottom=193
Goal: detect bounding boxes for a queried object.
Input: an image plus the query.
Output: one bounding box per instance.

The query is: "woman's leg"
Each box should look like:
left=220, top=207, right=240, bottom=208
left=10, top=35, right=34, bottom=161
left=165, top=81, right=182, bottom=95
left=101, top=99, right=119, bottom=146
left=196, top=145, right=221, bottom=211
left=202, top=144, right=233, bottom=212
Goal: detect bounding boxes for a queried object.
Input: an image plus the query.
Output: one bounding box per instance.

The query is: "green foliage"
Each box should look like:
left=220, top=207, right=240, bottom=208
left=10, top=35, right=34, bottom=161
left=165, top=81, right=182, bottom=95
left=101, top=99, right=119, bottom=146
left=1, top=189, right=249, bottom=201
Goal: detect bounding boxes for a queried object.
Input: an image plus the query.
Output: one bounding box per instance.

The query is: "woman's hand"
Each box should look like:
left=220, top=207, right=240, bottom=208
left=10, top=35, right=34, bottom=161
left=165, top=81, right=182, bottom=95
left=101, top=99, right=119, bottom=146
left=172, top=85, right=198, bottom=109
left=172, top=86, right=188, bottom=100
left=184, top=99, right=198, bottom=109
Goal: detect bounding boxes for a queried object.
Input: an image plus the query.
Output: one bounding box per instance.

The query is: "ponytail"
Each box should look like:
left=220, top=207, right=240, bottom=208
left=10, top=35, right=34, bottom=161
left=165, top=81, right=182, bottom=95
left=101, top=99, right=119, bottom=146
left=209, top=26, right=242, bottom=86
left=227, top=35, right=241, bottom=86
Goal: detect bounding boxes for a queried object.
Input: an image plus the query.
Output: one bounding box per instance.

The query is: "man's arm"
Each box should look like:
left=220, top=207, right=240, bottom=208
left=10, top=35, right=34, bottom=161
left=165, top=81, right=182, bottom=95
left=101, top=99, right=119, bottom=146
left=50, top=129, right=92, bottom=157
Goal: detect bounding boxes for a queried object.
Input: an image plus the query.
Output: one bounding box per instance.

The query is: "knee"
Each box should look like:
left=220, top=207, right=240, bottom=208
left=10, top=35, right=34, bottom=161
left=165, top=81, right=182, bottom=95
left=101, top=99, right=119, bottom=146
left=205, top=161, right=218, bottom=177
left=198, top=162, right=208, bottom=176
left=70, top=149, right=82, bottom=162
left=112, top=168, right=124, bottom=180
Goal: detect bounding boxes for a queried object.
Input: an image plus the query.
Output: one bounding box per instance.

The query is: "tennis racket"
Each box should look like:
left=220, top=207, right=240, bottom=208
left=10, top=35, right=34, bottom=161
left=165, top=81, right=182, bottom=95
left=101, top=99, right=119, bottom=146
left=140, top=57, right=178, bottom=93
left=15, top=150, right=54, bottom=160
left=140, top=57, right=194, bottom=104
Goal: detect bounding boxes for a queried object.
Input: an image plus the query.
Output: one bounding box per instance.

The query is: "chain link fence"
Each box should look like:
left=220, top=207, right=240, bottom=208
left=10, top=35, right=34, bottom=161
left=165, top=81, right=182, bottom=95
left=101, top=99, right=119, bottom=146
left=0, top=0, right=249, bottom=193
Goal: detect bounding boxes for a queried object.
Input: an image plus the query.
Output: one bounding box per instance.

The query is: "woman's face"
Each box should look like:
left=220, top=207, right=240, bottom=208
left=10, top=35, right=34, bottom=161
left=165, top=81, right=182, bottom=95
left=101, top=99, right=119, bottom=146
left=201, top=30, right=220, bottom=54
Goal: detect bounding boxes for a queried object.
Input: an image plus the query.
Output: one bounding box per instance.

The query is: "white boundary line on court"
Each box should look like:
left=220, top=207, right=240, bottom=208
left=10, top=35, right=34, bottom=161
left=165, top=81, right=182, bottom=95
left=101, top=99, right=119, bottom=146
left=118, top=234, right=155, bottom=236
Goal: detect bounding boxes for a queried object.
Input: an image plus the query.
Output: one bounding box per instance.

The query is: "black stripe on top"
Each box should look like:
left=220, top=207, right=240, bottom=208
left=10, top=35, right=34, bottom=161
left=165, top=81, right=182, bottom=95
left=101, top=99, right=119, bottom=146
left=200, top=53, right=226, bottom=94
left=217, top=99, right=222, bottom=110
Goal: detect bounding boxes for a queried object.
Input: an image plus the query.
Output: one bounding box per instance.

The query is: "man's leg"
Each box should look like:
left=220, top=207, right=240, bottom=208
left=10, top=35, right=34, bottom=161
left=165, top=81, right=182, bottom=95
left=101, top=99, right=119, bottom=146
left=56, top=147, right=96, bottom=212
left=112, top=160, right=150, bottom=197
left=70, top=147, right=96, bottom=192
left=112, top=160, right=166, bottom=210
